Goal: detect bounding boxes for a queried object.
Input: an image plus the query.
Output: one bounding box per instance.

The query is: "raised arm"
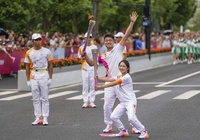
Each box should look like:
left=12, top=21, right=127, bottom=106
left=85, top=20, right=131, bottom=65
left=120, top=11, right=138, bottom=46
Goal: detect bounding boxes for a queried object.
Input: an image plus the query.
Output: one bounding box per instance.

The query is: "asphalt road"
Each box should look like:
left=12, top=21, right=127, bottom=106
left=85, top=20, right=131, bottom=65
left=0, top=62, right=200, bottom=140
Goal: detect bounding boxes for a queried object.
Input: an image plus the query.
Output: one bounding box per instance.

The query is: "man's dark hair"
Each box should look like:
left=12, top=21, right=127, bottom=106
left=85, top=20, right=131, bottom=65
left=104, top=33, right=114, bottom=40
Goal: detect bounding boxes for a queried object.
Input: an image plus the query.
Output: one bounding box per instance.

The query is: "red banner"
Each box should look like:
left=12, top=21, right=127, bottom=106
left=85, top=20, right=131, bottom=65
left=0, top=47, right=79, bottom=74
left=0, top=49, right=27, bottom=74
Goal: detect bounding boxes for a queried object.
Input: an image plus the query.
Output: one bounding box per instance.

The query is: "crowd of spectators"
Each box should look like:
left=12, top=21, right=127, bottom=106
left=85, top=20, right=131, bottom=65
left=0, top=30, right=174, bottom=60
left=3, top=29, right=191, bottom=80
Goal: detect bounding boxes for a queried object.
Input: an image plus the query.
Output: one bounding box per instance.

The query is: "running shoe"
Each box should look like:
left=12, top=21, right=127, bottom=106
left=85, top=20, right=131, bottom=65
left=82, top=102, right=88, bottom=108
left=43, top=117, right=48, bottom=126
left=90, top=102, right=96, bottom=108
left=115, top=129, right=129, bottom=137
left=103, top=125, right=113, bottom=133
left=132, top=127, right=141, bottom=134
left=138, top=130, right=149, bottom=139
left=32, top=117, right=43, bottom=125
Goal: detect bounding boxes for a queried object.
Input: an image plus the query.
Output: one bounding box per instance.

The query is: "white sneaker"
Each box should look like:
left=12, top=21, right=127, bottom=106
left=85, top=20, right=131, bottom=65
left=115, top=129, right=129, bottom=137
left=132, top=127, right=141, bottom=134
left=32, top=117, right=43, bottom=125
left=138, top=130, right=149, bottom=139
left=43, top=117, right=48, bottom=126
left=90, top=102, right=96, bottom=108
left=103, top=125, right=113, bottom=133
left=82, top=102, right=88, bottom=108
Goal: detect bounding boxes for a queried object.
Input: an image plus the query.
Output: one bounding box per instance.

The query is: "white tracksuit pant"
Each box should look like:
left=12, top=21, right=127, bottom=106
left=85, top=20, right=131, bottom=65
left=31, top=78, right=49, bottom=117
left=110, top=102, right=145, bottom=132
left=81, top=69, right=96, bottom=103
left=104, top=86, right=117, bottom=125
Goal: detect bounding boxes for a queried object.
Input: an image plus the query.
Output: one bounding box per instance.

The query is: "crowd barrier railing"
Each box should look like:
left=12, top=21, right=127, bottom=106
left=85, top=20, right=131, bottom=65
left=0, top=49, right=27, bottom=74
left=0, top=47, right=80, bottom=75
left=0, top=44, right=133, bottom=75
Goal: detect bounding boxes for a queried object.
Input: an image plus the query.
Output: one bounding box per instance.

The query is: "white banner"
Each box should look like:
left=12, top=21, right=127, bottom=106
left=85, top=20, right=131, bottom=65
left=0, top=60, right=4, bottom=65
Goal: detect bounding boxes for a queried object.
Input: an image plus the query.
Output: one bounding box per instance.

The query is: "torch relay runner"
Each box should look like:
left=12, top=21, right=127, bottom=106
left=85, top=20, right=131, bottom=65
left=24, top=33, right=53, bottom=126
left=78, top=32, right=98, bottom=108
left=84, top=11, right=142, bottom=134
left=96, top=60, right=149, bottom=139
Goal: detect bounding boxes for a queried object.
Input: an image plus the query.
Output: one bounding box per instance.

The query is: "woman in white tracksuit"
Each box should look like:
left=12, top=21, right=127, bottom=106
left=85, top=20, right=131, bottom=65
left=95, top=60, right=149, bottom=139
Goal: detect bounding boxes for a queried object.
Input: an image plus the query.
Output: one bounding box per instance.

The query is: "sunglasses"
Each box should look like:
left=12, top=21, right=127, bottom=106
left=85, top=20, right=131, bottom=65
left=34, top=38, right=42, bottom=41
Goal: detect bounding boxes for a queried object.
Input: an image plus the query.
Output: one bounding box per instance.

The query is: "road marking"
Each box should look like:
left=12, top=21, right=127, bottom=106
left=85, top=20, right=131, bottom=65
left=133, top=82, right=163, bottom=85
left=156, top=71, right=200, bottom=87
left=0, top=92, right=32, bottom=101
left=0, top=91, right=79, bottom=101
left=0, top=91, right=18, bottom=96
left=1, top=89, right=199, bottom=101
left=156, top=85, right=200, bottom=87
left=130, top=63, right=172, bottom=74
left=0, top=89, right=18, bottom=91
left=173, top=90, right=200, bottom=99
left=66, top=90, right=104, bottom=100
left=137, top=90, right=171, bottom=99
left=50, top=83, right=82, bottom=91
left=100, top=90, right=140, bottom=100
left=49, top=91, right=79, bottom=99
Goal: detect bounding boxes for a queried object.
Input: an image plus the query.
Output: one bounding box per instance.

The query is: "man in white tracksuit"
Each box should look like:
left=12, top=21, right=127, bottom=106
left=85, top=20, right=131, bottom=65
left=85, top=11, right=138, bottom=133
left=24, top=33, right=53, bottom=126
left=78, top=33, right=98, bottom=108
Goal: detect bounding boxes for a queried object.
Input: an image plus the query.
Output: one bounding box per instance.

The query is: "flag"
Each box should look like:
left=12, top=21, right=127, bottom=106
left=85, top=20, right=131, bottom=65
left=0, top=60, right=4, bottom=65
left=10, top=56, right=15, bottom=63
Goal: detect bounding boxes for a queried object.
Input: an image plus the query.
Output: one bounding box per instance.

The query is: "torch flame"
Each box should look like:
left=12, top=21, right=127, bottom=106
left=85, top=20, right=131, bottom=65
left=88, top=13, right=94, bottom=20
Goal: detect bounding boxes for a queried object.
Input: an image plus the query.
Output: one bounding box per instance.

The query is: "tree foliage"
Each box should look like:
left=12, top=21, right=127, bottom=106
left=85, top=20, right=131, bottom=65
left=0, top=0, right=197, bottom=35
left=151, top=0, right=196, bottom=31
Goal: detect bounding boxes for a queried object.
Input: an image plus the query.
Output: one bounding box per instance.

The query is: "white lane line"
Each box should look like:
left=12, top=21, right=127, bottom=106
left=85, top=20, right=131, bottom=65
left=0, top=92, right=32, bottom=101
left=50, top=83, right=82, bottom=91
left=100, top=90, right=140, bottom=100
left=0, top=91, right=79, bottom=101
left=66, top=90, right=104, bottom=100
left=156, top=71, right=200, bottom=87
left=49, top=91, right=79, bottom=99
left=0, top=89, right=18, bottom=91
left=0, top=91, right=18, bottom=96
left=158, top=85, right=200, bottom=87
left=173, top=90, right=200, bottom=99
left=133, top=82, right=163, bottom=84
left=137, top=90, right=171, bottom=99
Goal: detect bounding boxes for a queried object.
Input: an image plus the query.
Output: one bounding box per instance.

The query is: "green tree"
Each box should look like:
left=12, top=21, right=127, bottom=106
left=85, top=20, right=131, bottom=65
left=151, top=0, right=196, bottom=31
left=0, top=0, right=35, bottom=33
left=0, top=0, right=197, bottom=34
left=53, top=0, right=92, bottom=34
left=98, top=0, right=144, bottom=34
